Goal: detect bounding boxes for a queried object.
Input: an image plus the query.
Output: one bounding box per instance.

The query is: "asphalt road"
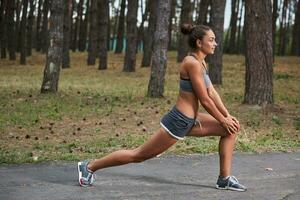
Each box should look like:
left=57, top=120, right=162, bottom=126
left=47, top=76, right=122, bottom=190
left=1, top=152, right=299, bottom=200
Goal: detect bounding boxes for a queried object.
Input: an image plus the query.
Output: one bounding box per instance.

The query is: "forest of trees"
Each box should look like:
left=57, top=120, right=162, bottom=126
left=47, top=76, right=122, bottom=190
left=0, top=0, right=299, bottom=104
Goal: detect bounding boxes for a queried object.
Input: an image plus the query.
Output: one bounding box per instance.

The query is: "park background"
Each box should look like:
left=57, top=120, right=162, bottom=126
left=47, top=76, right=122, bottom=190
left=0, top=0, right=299, bottom=164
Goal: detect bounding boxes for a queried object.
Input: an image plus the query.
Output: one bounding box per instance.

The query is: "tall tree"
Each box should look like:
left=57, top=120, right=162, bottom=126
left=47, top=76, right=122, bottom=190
left=20, top=0, right=29, bottom=65
left=177, top=0, right=193, bottom=62
left=15, top=0, right=21, bottom=52
left=147, top=0, right=171, bottom=97
left=292, top=0, right=300, bottom=56
left=0, top=0, right=6, bottom=58
left=141, top=0, right=157, bottom=67
left=41, top=0, right=64, bottom=93
left=36, top=0, right=43, bottom=51
left=168, top=0, right=176, bottom=50
left=272, top=0, right=278, bottom=59
left=208, top=0, right=225, bottom=85
left=87, top=0, right=98, bottom=65
left=197, top=0, right=210, bottom=25
left=137, top=0, right=148, bottom=53
left=26, top=0, right=35, bottom=56
left=244, top=0, right=273, bottom=105
left=98, top=0, right=109, bottom=70
left=123, top=0, right=138, bottom=72
left=6, top=0, right=16, bottom=60
left=115, top=0, right=125, bottom=53
left=236, top=0, right=244, bottom=53
left=228, top=0, right=239, bottom=53
left=41, top=0, right=50, bottom=53
left=279, top=0, right=288, bottom=56
left=78, top=0, right=89, bottom=51
left=62, top=0, right=72, bottom=68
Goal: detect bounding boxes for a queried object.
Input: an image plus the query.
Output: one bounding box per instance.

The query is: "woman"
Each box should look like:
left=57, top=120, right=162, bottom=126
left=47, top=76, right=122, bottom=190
left=77, top=24, right=247, bottom=192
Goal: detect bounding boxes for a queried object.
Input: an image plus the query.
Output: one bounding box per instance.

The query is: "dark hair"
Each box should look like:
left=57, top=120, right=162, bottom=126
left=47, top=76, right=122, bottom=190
left=180, top=24, right=212, bottom=49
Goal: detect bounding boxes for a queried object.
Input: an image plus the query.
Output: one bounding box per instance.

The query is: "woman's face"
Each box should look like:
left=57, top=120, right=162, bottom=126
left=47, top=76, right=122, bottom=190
left=197, top=30, right=217, bottom=55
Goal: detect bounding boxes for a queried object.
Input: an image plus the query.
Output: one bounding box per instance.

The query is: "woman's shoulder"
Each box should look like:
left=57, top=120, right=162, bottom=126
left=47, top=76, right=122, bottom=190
left=182, top=56, right=205, bottom=73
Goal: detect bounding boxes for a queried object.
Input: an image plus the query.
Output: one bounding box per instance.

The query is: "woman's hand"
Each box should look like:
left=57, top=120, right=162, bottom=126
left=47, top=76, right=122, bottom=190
left=221, top=116, right=240, bottom=135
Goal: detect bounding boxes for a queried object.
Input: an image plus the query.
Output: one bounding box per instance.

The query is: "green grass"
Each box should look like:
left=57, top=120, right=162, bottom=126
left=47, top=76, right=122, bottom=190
left=0, top=52, right=299, bottom=164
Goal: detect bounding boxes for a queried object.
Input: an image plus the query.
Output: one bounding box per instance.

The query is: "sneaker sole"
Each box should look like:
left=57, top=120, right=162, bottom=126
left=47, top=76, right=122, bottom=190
left=216, top=185, right=247, bottom=192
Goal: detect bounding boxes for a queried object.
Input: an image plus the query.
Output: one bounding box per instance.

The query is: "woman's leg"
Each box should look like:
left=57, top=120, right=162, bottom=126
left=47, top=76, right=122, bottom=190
left=187, top=113, right=237, bottom=177
left=88, top=128, right=178, bottom=172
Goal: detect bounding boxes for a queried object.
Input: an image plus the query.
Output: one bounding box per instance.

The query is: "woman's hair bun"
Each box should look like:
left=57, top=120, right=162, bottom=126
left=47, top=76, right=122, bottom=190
left=181, top=23, right=195, bottom=35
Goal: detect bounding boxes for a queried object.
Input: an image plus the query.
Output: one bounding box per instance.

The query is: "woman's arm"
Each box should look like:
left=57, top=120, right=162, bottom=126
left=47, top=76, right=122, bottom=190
left=208, top=85, right=240, bottom=130
left=187, top=60, right=238, bottom=134
left=207, top=85, right=229, bottom=117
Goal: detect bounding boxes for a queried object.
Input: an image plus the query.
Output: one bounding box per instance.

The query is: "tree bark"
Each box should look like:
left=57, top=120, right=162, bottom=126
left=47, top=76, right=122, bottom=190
left=123, top=0, right=138, bottom=72
left=41, top=0, right=50, bottom=53
left=20, top=0, right=29, bottom=65
left=208, top=0, right=225, bottom=85
left=6, top=0, right=16, bottom=60
left=244, top=0, right=273, bottom=105
left=236, top=0, right=244, bottom=54
left=36, top=0, right=43, bottom=51
left=78, top=0, right=89, bottom=51
left=0, top=0, right=7, bottom=58
left=98, top=0, right=109, bottom=70
left=136, top=0, right=148, bottom=53
left=177, top=0, right=193, bottom=62
left=15, top=0, right=21, bottom=52
left=147, top=0, right=171, bottom=98
left=197, top=0, right=210, bottom=25
left=168, top=0, right=176, bottom=50
left=141, top=0, right=157, bottom=67
left=41, top=0, right=64, bottom=93
left=279, top=0, right=288, bottom=56
left=26, top=0, right=35, bottom=56
left=228, top=0, right=238, bottom=54
left=62, top=0, right=72, bottom=68
left=292, top=0, right=300, bottom=56
left=272, top=0, right=278, bottom=59
left=115, top=0, right=125, bottom=53
left=87, top=0, right=98, bottom=65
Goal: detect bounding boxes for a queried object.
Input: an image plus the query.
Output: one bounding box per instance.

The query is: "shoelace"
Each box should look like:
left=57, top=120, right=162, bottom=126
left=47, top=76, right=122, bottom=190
left=227, top=176, right=239, bottom=186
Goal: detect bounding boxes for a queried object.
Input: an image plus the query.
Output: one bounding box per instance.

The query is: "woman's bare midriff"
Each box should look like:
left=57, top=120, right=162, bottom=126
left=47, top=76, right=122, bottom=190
left=175, top=91, right=199, bottom=119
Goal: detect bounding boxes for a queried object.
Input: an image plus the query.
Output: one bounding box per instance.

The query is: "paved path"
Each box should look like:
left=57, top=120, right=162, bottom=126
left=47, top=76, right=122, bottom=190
left=1, top=152, right=300, bottom=200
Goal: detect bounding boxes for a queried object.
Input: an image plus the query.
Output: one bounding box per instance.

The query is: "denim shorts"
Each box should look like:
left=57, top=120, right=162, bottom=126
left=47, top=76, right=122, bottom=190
left=160, top=106, right=197, bottom=140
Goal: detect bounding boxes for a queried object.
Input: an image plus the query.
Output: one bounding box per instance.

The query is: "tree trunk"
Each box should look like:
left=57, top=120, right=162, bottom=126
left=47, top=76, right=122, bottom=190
left=236, top=0, right=244, bottom=54
left=279, top=0, right=288, bottom=56
left=123, top=0, right=138, bottom=72
left=78, top=0, right=88, bottom=51
left=111, top=0, right=120, bottom=51
left=41, top=0, right=64, bottom=93
left=26, top=0, right=35, bottom=56
left=147, top=0, right=171, bottom=98
left=0, top=0, right=7, bottom=58
left=272, top=0, right=278, bottom=59
left=41, top=0, right=50, bottom=53
left=36, top=0, right=43, bottom=51
left=141, top=0, right=157, bottom=67
left=62, top=0, right=72, bottom=68
left=197, top=0, right=210, bottom=25
left=168, top=0, right=176, bottom=50
left=98, top=0, right=109, bottom=70
left=292, top=0, right=300, bottom=56
left=87, top=0, right=98, bottom=65
left=69, top=0, right=75, bottom=50
left=20, top=0, right=29, bottom=65
left=208, top=0, right=225, bottom=85
left=228, top=0, right=238, bottom=54
left=6, top=0, right=16, bottom=60
left=136, top=0, right=148, bottom=53
left=177, top=0, right=193, bottom=62
left=115, top=0, right=125, bottom=53
left=244, top=0, right=273, bottom=105
left=15, top=0, right=21, bottom=52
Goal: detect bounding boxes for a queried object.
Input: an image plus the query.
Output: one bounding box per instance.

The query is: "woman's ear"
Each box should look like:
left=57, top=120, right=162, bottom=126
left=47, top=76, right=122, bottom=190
left=196, top=39, right=202, bottom=49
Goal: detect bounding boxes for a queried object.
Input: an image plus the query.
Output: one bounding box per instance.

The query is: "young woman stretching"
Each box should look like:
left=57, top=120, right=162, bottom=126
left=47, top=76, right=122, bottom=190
left=77, top=24, right=247, bottom=192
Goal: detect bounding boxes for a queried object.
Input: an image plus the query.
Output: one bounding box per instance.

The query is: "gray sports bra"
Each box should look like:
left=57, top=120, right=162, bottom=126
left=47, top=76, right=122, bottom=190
left=180, top=54, right=211, bottom=92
